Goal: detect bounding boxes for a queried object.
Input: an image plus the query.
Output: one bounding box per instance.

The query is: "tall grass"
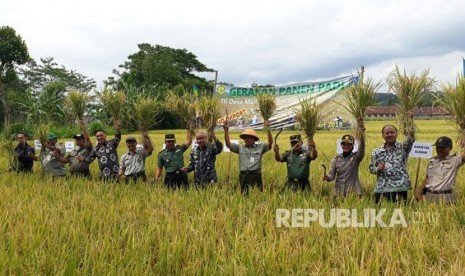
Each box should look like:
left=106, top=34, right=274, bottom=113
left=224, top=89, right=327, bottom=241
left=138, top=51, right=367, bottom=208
left=0, top=124, right=19, bottom=170
left=66, top=90, right=91, bottom=120
left=133, top=96, right=163, bottom=131
left=387, top=65, right=434, bottom=135
left=438, top=74, right=465, bottom=148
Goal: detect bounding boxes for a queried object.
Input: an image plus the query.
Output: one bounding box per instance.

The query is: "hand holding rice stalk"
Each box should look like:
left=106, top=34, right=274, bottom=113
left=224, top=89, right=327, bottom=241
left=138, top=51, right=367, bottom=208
left=199, top=96, right=221, bottom=141
left=133, top=96, right=163, bottom=131
left=256, top=92, right=277, bottom=121
left=387, top=65, right=434, bottom=136
left=97, top=88, right=126, bottom=124
left=0, top=125, right=19, bottom=171
left=343, top=75, right=380, bottom=139
left=297, top=98, right=319, bottom=139
left=164, top=90, right=196, bottom=131
left=66, top=90, right=91, bottom=121
left=438, top=74, right=465, bottom=149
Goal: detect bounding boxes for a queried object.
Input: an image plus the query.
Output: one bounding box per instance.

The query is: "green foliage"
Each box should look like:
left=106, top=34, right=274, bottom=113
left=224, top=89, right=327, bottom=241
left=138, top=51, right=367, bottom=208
left=110, top=43, right=213, bottom=91
left=87, top=121, right=115, bottom=136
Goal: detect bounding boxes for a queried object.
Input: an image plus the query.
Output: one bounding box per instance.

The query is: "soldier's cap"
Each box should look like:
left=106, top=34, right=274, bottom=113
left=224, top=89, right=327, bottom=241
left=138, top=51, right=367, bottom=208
left=290, top=134, right=302, bottom=143
left=126, top=136, right=137, bottom=143
left=239, top=129, right=259, bottom=141
left=165, top=134, right=176, bottom=141
left=433, top=136, right=452, bottom=147
left=47, top=133, right=58, bottom=140
left=341, top=134, right=354, bottom=144
left=73, top=134, right=85, bottom=139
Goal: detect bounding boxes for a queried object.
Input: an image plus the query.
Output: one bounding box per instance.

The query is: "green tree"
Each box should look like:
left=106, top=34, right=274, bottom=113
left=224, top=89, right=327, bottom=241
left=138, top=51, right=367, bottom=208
left=0, top=26, right=30, bottom=126
left=110, top=43, right=214, bottom=91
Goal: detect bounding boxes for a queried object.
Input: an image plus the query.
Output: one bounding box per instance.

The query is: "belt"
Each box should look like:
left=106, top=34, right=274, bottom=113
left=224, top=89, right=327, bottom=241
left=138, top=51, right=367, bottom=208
left=240, top=170, right=261, bottom=175
left=167, top=171, right=183, bottom=175
left=127, top=171, right=146, bottom=177
left=288, top=177, right=308, bottom=182
left=426, top=189, right=453, bottom=195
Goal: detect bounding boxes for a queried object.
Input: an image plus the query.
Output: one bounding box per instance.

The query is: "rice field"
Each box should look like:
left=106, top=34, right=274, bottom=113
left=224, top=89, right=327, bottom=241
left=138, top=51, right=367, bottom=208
left=1, top=119, right=465, bottom=274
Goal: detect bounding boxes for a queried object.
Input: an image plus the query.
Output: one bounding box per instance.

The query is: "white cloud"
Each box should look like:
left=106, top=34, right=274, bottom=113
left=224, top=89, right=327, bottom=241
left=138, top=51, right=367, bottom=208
left=1, top=0, right=464, bottom=89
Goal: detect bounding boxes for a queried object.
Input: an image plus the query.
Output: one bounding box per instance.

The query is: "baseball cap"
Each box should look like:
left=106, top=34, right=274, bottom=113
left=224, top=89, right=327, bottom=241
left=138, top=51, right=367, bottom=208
left=47, top=133, right=58, bottom=140
left=126, top=136, right=137, bottom=142
left=165, top=134, right=176, bottom=141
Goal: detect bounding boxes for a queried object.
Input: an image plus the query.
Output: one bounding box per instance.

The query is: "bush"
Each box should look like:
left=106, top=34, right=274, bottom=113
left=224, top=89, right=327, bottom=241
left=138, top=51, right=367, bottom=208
left=87, top=121, right=115, bottom=136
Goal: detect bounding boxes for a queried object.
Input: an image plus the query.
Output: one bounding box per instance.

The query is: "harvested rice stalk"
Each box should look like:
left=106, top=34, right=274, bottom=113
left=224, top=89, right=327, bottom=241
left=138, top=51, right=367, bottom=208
left=133, top=96, right=163, bottom=131
left=199, top=96, right=221, bottom=132
left=297, top=98, right=319, bottom=139
left=164, top=90, right=196, bottom=130
left=439, top=74, right=465, bottom=148
left=387, top=65, right=434, bottom=135
left=344, top=75, right=380, bottom=139
left=97, top=88, right=126, bottom=123
left=256, top=93, right=276, bottom=121
left=66, top=90, right=91, bottom=120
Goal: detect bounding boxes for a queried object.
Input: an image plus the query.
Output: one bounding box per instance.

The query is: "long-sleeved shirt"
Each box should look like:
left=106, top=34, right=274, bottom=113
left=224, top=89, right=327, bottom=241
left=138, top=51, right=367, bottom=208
left=369, top=135, right=415, bottom=193
left=14, top=143, right=35, bottom=172
left=326, top=139, right=365, bottom=195
left=85, top=130, right=121, bottom=178
left=186, top=140, right=223, bottom=185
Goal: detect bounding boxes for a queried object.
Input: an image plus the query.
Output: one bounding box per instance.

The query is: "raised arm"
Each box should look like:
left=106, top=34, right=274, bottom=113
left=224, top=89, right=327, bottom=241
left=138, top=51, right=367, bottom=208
left=223, top=122, right=233, bottom=150
left=273, top=144, right=284, bottom=162
left=264, top=119, right=273, bottom=150
left=184, top=127, right=193, bottom=149
left=308, top=138, right=318, bottom=160
left=141, top=130, right=154, bottom=155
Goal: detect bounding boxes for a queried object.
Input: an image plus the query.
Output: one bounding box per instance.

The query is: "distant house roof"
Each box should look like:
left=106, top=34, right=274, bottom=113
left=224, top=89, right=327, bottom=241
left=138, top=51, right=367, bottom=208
left=365, top=106, right=449, bottom=116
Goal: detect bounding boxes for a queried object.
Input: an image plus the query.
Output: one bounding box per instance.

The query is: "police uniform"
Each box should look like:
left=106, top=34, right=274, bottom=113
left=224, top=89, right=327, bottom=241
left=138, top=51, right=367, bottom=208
left=424, top=137, right=464, bottom=203
left=158, top=134, right=189, bottom=189
left=326, top=134, right=365, bottom=197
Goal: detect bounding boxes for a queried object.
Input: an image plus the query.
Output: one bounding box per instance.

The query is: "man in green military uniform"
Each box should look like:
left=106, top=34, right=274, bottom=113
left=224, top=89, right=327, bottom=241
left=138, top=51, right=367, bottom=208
left=274, top=134, right=318, bottom=191
left=155, top=129, right=192, bottom=189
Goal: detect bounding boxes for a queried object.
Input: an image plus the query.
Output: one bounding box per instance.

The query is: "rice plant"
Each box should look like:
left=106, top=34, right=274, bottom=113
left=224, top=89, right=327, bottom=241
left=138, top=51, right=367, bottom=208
left=97, top=88, right=126, bottom=123
left=296, top=98, right=319, bottom=139
left=438, top=74, right=465, bottom=148
left=343, top=75, right=380, bottom=139
left=66, top=90, right=91, bottom=120
left=198, top=96, right=221, bottom=137
left=256, top=93, right=277, bottom=120
left=387, top=65, right=435, bottom=135
left=0, top=124, right=19, bottom=171
left=164, top=90, right=196, bottom=130
left=133, top=96, right=163, bottom=131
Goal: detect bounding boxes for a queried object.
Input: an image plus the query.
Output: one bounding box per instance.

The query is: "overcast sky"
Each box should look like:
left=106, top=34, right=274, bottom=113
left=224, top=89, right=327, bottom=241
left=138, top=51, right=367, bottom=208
left=2, top=0, right=464, bottom=90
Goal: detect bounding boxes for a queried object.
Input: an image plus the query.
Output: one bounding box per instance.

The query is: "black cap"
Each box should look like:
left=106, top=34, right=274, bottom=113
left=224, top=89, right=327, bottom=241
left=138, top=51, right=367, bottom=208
left=290, top=134, right=301, bottom=142
left=165, top=134, right=176, bottom=141
left=73, top=134, right=85, bottom=139
left=126, top=136, right=137, bottom=142
left=433, top=136, right=452, bottom=147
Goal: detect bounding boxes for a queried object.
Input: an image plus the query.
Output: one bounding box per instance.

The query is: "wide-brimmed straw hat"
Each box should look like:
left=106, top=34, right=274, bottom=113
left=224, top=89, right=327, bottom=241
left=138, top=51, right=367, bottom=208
left=239, top=129, right=259, bottom=141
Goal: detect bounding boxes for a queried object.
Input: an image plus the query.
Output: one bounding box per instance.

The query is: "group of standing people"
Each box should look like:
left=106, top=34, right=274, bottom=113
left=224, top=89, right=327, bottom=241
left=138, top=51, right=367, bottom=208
left=11, top=113, right=465, bottom=202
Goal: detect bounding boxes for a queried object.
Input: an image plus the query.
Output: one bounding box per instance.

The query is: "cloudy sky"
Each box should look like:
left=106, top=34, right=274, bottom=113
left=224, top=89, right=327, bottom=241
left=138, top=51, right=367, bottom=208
left=2, top=0, right=464, bottom=90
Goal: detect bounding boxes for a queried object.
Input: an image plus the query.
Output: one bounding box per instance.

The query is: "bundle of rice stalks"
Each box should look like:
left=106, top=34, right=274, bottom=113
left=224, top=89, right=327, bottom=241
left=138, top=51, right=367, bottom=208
left=199, top=96, right=221, bottom=131
left=387, top=65, right=434, bottom=135
left=438, top=74, right=465, bottom=148
left=344, top=75, right=380, bottom=139
left=256, top=93, right=276, bottom=121
left=35, top=124, right=49, bottom=144
left=164, top=90, right=196, bottom=129
left=0, top=125, right=19, bottom=171
left=297, top=98, right=319, bottom=139
left=133, top=96, right=163, bottom=131
left=97, top=88, right=126, bottom=123
left=66, top=90, right=91, bottom=120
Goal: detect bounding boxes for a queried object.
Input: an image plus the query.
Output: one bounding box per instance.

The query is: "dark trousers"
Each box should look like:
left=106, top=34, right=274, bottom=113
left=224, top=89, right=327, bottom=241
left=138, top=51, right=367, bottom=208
left=375, top=191, right=408, bottom=204
left=99, top=173, right=119, bottom=183
left=165, top=171, right=189, bottom=190
left=70, top=169, right=92, bottom=180
left=125, top=171, right=147, bottom=184
left=285, top=178, right=310, bottom=191
left=239, top=171, right=263, bottom=195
